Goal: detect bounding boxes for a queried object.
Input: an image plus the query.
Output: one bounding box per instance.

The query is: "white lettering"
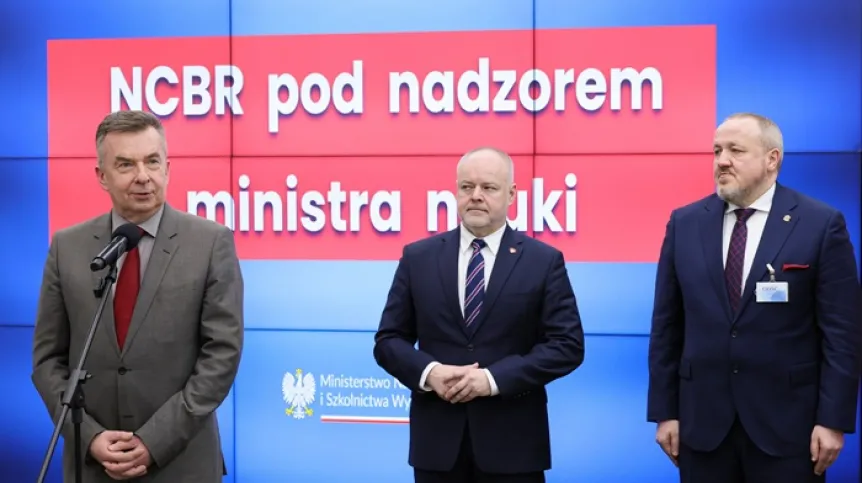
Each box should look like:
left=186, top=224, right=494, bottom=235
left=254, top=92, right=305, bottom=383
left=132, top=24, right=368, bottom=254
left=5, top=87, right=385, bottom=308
left=391, top=393, right=412, bottom=411
left=322, top=392, right=390, bottom=408
left=574, top=67, right=606, bottom=112
left=426, top=190, right=457, bottom=232
left=196, top=174, right=401, bottom=233
left=187, top=190, right=234, bottom=230
left=610, top=66, right=663, bottom=110
left=519, top=69, right=551, bottom=112
left=319, top=374, right=392, bottom=389
left=532, top=178, right=562, bottom=232
left=420, top=174, right=578, bottom=234
left=422, top=70, right=454, bottom=113
left=457, top=57, right=489, bottom=113
left=492, top=69, right=517, bottom=112
left=507, top=190, right=531, bottom=231
left=187, top=174, right=577, bottom=234
left=268, top=60, right=364, bottom=133
left=564, top=173, right=578, bottom=232
left=110, top=65, right=243, bottom=116
left=388, top=58, right=662, bottom=114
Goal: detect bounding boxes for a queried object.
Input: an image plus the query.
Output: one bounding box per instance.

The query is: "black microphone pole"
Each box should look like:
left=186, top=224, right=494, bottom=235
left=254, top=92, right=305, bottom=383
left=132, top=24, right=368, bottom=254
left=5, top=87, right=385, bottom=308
left=35, top=256, right=120, bottom=483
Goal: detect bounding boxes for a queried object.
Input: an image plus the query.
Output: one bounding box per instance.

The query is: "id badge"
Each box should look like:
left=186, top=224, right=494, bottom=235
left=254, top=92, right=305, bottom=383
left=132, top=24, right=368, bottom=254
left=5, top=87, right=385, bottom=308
left=755, top=281, right=789, bottom=303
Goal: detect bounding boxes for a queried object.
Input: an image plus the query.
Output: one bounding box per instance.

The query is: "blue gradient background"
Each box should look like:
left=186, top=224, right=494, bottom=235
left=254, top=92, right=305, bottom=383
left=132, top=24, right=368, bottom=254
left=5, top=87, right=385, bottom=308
left=0, top=0, right=860, bottom=482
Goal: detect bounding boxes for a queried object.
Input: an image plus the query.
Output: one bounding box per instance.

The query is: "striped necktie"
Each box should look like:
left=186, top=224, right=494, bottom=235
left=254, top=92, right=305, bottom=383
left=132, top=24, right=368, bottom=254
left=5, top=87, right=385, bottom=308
left=464, top=238, right=486, bottom=327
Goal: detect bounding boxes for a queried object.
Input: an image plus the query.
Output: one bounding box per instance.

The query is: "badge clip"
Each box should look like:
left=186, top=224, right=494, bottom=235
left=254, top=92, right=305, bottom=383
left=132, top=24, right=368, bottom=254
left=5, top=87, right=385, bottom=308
left=766, top=263, right=776, bottom=282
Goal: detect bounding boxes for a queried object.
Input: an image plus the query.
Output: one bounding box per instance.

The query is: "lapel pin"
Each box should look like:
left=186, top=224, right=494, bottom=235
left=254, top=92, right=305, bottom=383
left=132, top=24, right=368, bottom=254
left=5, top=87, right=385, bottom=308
left=783, top=215, right=791, bottom=222
left=509, top=247, right=517, bottom=254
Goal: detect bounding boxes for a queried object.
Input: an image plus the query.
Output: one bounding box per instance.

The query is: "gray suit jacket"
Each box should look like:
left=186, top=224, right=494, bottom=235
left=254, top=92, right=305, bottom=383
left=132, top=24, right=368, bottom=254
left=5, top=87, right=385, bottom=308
left=31, top=204, right=244, bottom=483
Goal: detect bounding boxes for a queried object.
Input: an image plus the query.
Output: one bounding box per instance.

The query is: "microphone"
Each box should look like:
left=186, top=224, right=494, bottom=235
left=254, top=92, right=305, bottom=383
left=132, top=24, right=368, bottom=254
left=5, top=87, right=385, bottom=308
left=89, top=223, right=144, bottom=272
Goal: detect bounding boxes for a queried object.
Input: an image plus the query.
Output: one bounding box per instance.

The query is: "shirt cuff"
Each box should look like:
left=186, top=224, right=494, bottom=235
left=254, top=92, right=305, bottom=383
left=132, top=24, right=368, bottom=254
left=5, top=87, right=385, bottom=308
left=418, top=361, right=440, bottom=391
left=483, top=368, right=500, bottom=396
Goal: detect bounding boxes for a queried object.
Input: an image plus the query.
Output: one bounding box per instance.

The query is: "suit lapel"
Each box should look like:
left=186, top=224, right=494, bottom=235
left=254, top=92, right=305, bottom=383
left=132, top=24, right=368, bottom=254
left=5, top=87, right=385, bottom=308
left=735, top=185, right=799, bottom=319
left=468, top=226, right=524, bottom=339
left=122, top=205, right=180, bottom=354
left=437, top=228, right=469, bottom=338
left=700, top=195, right=732, bottom=321
left=90, top=214, right=121, bottom=358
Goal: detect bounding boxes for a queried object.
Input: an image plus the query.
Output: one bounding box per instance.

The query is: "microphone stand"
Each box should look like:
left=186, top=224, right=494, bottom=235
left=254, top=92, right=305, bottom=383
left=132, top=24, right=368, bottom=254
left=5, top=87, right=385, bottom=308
left=36, top=263, right=118, bottom=483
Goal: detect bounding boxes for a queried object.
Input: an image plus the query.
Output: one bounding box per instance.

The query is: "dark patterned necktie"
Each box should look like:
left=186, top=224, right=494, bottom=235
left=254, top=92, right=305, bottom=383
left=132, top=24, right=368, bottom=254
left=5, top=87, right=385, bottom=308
left=464, top=238, right=486, bottom=327
left=725, top=208, right=756, bottom=313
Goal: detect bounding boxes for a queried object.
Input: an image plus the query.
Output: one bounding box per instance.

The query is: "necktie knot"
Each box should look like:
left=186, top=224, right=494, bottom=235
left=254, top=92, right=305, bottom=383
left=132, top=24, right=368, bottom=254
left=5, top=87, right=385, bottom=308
left=734, top=208, right=756, bottom=223
left=471, top=238, right=486, bottom=251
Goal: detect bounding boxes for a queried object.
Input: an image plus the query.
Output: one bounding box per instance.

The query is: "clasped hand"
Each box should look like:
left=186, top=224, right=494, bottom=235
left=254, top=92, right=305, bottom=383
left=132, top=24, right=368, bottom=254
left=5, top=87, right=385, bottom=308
left=427, top=363, right=490, bottom=403
left=89, top=430, right=151, bottom=480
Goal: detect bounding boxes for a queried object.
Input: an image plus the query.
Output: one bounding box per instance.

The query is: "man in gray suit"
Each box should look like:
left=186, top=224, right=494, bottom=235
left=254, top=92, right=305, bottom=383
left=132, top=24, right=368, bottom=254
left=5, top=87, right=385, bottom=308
left=31, top=110, right=244, bottom=482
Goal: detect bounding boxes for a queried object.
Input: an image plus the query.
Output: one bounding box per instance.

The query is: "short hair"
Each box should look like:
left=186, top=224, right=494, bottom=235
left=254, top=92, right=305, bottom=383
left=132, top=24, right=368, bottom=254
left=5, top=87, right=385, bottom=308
left=95, top=110, right=166, bottom=166
left=723, top=112, right=784, bottom=165
left=457, top=146, right=515, bottom=185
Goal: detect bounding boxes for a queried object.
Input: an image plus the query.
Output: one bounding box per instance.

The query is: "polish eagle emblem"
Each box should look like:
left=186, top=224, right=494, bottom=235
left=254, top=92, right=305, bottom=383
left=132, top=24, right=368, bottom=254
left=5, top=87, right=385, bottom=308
left=282, top=368, right=316, bottom=419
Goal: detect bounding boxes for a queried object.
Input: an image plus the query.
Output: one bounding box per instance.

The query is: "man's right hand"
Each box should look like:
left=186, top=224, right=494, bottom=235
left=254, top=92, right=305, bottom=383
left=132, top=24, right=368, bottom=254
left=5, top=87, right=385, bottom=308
left=89, top=431, right=148, bottom=480
left=427, top=363, right=478, bottom=400
left=656, top=420, right=680, bottom=466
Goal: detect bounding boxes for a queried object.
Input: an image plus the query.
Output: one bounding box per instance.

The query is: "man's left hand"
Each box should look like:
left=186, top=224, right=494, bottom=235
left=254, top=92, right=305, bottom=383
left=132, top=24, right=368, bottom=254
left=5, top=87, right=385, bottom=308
left=811, top=425, right=844, bottom=476
left=103, top=435, right=152, bottom=480
left=444, top=367, right=491, bottom=403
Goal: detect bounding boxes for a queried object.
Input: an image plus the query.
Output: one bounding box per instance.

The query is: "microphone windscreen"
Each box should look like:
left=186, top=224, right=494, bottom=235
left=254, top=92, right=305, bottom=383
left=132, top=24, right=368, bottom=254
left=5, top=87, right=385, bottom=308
left=112, top=223, right=144, bottom=250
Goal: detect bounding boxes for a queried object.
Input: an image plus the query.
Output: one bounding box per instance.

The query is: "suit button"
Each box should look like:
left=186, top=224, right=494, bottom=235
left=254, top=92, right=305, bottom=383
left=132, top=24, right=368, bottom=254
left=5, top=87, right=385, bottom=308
left=732, top=366, right=739, bottom=374
left=466, top=344, right=474, bottom=351
left=118, top=367, right=128, bottom=375
left=731, top=331, right=738, bottom=338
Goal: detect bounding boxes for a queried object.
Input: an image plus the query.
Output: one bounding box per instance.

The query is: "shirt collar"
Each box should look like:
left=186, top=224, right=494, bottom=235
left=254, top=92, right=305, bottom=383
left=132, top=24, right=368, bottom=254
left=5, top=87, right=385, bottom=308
left=459, top=223, right=507, bottom=256
left=111, top=204, right=165, bottom=237
left=725, top=182, right=776, bottom=215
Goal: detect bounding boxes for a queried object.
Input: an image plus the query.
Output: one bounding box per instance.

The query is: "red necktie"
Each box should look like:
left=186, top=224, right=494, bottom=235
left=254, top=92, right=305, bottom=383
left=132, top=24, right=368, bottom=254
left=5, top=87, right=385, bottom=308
left=114, top=243, right=141, bottom=349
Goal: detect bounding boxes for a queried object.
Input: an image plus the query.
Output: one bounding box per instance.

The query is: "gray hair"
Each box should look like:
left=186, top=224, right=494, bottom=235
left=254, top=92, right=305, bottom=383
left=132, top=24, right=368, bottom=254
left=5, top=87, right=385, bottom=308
left=723, top=112, right=784, bottom=166
left=95, top=110, right=167, bottom=167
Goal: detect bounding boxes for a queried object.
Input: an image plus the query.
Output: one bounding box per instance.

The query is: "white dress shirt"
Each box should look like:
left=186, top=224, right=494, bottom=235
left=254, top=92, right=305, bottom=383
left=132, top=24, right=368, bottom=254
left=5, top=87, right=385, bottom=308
left=418, top=223, right=507, bottom=396
left=722, top=183, right=776, bottom=293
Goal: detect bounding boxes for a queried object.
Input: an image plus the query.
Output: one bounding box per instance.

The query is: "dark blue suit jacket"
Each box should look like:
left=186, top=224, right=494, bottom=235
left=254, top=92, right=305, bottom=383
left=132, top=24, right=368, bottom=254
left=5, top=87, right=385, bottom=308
left=373, top=225, right=585, bottom=474
left=647, top=183, right=862, bottom=457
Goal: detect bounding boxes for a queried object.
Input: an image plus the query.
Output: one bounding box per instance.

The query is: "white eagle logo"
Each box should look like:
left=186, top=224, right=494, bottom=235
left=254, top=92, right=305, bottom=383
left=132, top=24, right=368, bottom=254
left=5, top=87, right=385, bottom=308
left=282, top=368, right=316, bottom=419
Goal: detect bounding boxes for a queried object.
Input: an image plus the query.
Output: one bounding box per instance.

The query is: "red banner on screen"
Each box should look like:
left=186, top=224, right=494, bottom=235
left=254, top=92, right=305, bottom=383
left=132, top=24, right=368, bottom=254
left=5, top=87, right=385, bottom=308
left=47, top=26, right=716, bottom=262
left=47, top=26, right=715, bottom=157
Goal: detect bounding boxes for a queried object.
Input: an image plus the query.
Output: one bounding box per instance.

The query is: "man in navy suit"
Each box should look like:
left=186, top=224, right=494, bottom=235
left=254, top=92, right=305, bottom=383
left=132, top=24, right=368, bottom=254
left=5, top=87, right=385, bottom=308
left=647, top=112, right=862, bottom=482
left=373, top=147, right=585, bottom=483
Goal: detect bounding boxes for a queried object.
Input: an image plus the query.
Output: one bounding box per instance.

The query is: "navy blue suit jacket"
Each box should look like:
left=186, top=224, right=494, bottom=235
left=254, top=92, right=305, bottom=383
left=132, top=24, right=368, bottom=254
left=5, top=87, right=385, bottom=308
left=373, top=225, right=585, bottom=474
left=647, top=183, right=862, bottom=457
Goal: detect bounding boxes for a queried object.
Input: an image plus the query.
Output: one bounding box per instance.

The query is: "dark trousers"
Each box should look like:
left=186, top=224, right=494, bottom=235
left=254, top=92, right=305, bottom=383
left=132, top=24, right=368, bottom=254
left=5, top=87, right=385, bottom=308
left=679, top=417, right=826, bottom=483
left=414, top=424, right=545, bottom=483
